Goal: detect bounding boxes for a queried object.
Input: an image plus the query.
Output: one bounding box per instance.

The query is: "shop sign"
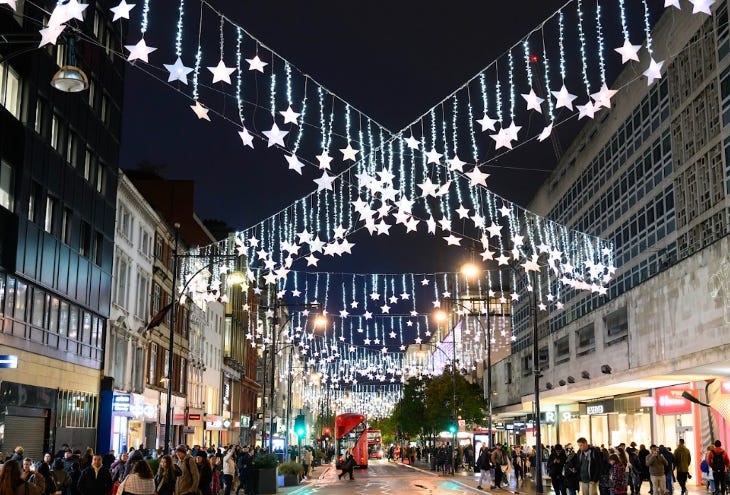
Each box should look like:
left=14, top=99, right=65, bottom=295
left=240, top=415, right=250, bottom=428
left=0, top=355, right=18, bottom=368
left=655, top=385, right=693, bottom=415
left=495, top=424, right=505, bottom=430
left=541, top=411, right=557, bottom=424
left=640, top=397, right=655, bottom=407
left=206, top=418, right=232, bottom=430
left=505, top=424, right=514, bottom=430
left=582, top=399, right=615, bottom=415
left=722, top=381, right=730, bottom=394
left=112, top=394, right=132, bottom=413
left=188, top=414, right=202, bottom=421
left=559, top=411, right=579, bottom=422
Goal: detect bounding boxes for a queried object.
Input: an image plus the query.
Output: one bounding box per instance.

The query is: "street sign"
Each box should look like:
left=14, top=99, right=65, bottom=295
left=0, top=355, right=18, bottom=368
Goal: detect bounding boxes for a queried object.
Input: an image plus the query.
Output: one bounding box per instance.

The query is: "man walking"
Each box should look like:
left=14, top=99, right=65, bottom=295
left=77, top=454, right=113, bottom=495
left=707, top=440, right=729, bottom=495
left=476, top=445, right=491, bottom=490
left=674, top=439, right=691, bottom=495
left=577, top=437, right=602, bottom=495
left=174, top=444, right=201, bottom=495
left=491, top=444, right=508, bottom=489
left=647, top=445, right=668, bottom=495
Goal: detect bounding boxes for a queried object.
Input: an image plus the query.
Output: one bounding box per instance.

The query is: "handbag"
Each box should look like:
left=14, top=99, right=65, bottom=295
left=111, top=481, right=121, bottom=495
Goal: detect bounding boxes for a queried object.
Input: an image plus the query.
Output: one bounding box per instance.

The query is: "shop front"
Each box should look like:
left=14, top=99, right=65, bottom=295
left=186, top=408, right=204, bottom=447
left=205, top=414, right=232, bottom=448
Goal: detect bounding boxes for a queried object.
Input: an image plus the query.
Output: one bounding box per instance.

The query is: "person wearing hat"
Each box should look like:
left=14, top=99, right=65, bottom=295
left=174, top=445, right=200, bottom=495
left=195, top=450, right=213, bottom=495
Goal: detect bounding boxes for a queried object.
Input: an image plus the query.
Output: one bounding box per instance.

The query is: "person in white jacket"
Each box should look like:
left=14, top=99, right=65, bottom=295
left=222, top=447, right=237, bottom=495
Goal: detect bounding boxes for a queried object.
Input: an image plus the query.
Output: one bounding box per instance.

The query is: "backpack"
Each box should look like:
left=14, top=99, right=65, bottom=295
left=712, top=450, right=726, bottom=473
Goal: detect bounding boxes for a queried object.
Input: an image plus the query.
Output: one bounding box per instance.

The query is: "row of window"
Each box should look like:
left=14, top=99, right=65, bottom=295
left=108, top=330, right=145, bottom=393
left=112, top=250, right=150, bottom=321
left=147, top=342, right=187, bottom=395
left=0, top=274, right=104, bottom=362
left=116, top=203, right=153, bottom=258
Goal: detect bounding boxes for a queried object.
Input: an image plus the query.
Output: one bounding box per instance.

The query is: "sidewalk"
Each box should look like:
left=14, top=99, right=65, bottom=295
left=400, top=459, right=712, bottom=495
left=277, top=464, right=332, bottom=495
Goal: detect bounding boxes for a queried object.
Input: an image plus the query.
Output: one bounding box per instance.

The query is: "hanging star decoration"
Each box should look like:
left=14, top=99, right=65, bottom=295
left=125, top=38, right=157, bottom=63
left=614, top=39, right=641, bottom=64
left=689, top=0, right=715, bottom=14
left=537, top=123, right=553, bottom=142
left=521, top=88, right=544, bottom=113
left=279, top=105, right=300, bottom=125
left=238, top=127, right=254, bottom=148
left=340, top=143, right=359, bottom=161
left=207, top=60, right=236, bottom=84
left=164, top=57, right=193, bottom=84
left=246, top=55, right=268, bottom=72
left=643, top=58, right=664, bottom=86
left=285, top=154, right=305, bottom=174
left=552, top=84, right=578, bottom=111
left=0, top=0, right=16, bottom=11
left=110, top=0, right=135, bottom=21
left=262, top=123, right=289, bottom=147
left=465, top=166, right=489, bottom=187
left=190, top=101, right=210, bottom=121
left=39, top=24, right=66, bottom=47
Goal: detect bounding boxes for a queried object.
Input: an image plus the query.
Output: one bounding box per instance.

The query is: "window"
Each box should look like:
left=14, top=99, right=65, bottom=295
left=93, top=232, right=103, bottom=266
left=79, top=221, right=91, bottom=257
left=114, top=253, right=129, bottom=308
left=521, top=353, right=533, bottom=376
left=34, top=98, right=44, bottom=134
left=604, top=308, right=628, bottom=345
left=61, top=207, right=72, bottom=244
left=87, top=79, right=95, bottom=108
left=44, top=195, right=57, bottom=234
left=538, top=346, right=549, bottom=370
left=95, top=162, right=105, bottom=193
left=51, top=114, right=60, bottom=150
left=0, top=161, right=14, bottom=212
left=55, top=43, right=66, bottom=68
left=31, top=287, right=45, bottom=328
left=554, top=335, right=570, bottom=365
left=139, top=228, right=151, bottom=258
left=136, top=272, right=149, bottom=320
left=118, top=204, right=132, bottom=240
left=0, top=63, right=22, bottom=119
left=65, top=131, right=78, bottom=167
left=576, top=323, right=596, bottom=356
left=100, top=94, right=109, bottom=124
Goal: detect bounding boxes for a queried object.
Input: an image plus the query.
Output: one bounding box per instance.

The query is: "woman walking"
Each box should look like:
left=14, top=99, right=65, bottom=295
left=154, top=455, right=179, bottom=495
left=0, top=460, right=42, bottom=495
left=116, top=460, right=156, bottom=495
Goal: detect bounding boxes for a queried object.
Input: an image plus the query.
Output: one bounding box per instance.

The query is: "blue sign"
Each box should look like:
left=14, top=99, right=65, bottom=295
left=112, top=394, right=132, bottom=413
left=0, top=355, right=18, bottom=368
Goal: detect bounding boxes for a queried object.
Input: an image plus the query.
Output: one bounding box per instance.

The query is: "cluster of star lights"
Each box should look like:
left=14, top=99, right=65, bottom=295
left=8, top=0, right=716, bottom=413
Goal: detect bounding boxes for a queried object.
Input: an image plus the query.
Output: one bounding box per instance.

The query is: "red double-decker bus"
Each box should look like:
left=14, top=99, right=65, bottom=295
left=335, top=413, right=368, bottom=469
left=366, top=429, right=383, bottom=459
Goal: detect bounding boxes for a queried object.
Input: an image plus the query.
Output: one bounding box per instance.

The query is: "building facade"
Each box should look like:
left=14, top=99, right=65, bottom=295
left=0, top=0, right=124, bottom=458
left=491, top=2, right=730, bottom=474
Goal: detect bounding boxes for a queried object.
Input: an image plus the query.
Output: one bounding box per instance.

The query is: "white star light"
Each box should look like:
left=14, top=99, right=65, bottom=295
left=664, top=0, right=681, bottom=8
left=538, top=122, right=554, bottom=142
left=262, top=123, right=289, bottom=147
left=340, top=143, right=359, bottom=161
left=614, top=39, right=641, bottom=64
left=279, top=105, right=300, bottom=125
left=490, top=128, right=513, bottom=150
left=246, top=55, right=268, bottom=72
left=577, top=100, right=596, bottom=120
left=643, top=58, right=664, bottom=86
left=207, top=59, right=236, bottom=84
left=38, top=24, right=65, bottom=47
left=125, top=38, right=157, bottom=62
left=110, top=0, right=135, bottom=21
left=476, top=114, right=497, bottom=132
left=552, top=84, right=577, bottom=111
left=521, top=89, right=544, bottom=113
left=285, top=154, right=305, bottom=175
left=405, top=135, right=420, bottom=149
left=444, top=234, right=462, bottom=246
left=448, top=155, right=466, bottom=172
left=190, top=101, right=210, bottom=121
left=425, top=149, right=443, bottom=164
left=689, top=0, right=715, bottom=14
left=465, top=166, right=489, bottom=187
left=316, top=151, right=333, bottom=170
left=238, top=127, right=254, bottom=148
left=313, top=171, right=335, bottom=191
left=0, top=0, right=16, bottom=11
left=164, top=57, right=193, bottom=84
left=591, top=83, right=618, bottom=109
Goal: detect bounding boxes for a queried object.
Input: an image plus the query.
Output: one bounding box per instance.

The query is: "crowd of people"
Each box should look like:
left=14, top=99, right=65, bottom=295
left=0, top=443, right=274, bottom=495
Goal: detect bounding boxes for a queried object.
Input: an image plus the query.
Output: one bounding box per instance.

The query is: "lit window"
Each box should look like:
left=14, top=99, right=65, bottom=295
left=96, top=162, right=105, bottom=193
left=45, top=195, right=57, bottom=234
left=0, top=63, right=22, bottom=120
left=34, top=98, right=44, bottom=134
left=51, top=114, right=60, bottom=150
left=0, top=161, right=14, bottom=211
left=83, top=148, right=93, bottom=181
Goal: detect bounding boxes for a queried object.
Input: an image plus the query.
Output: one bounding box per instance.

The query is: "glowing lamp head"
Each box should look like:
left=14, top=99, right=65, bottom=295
left=313, top=314, right=327, bottom=328
left=226, top=271, right=247, bottom=287
left=434, top=310, right=448, bottom=323
left=460, top=262, right=480, bottom=278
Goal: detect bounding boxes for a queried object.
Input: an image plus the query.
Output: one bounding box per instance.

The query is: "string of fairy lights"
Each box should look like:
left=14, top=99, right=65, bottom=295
left=8, top=0, right=717, bottom=415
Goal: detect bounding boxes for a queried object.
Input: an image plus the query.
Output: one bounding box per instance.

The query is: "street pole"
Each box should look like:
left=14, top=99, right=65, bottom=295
left=285, top=350, right=293, bottom=458
left=269, top=302, right=278, bottom=453
left=261, top=346, right=267, bottom=448
left=164, top=223, right=180, bottom=455
left=531, top=270, right=543, bottom=493
left=451, top=312, right=457, bottom=463
left=486, top=307, right=493, bottom=448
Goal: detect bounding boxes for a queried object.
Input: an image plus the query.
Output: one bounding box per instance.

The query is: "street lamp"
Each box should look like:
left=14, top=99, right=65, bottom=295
left=432, top=311, right=458, bottom=458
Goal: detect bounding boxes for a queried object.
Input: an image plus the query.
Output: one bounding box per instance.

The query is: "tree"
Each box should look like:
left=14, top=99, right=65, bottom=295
left=424, top=367, right=488, bottom=429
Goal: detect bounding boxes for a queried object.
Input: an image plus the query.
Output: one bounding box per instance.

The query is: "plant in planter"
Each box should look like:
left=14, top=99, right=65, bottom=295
left=278, top=461, right=304, bottom=486
left=253, top=453, right=279, bottom=494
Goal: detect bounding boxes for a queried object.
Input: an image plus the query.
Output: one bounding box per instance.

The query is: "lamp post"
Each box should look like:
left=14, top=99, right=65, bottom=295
left=530, top=270, right=544, bottom=493
left=160, top=227, right=243, bottom=455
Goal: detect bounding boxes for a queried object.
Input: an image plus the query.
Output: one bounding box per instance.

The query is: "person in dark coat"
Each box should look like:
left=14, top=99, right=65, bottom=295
left=154, top=455, right=180, bottom=495
left=67, top=462, right=82, bottom=495
left=549, top=444, right=568, bottom=495
left=564, top=444, right=581, bottom=495
left=195, top=451, right=213, bottom=495
left=76, top=455, right=112, bottom=495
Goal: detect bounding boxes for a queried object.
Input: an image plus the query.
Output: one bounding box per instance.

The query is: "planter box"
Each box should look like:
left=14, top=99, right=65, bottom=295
left=256, top=467, right=278, bottom=494
left=283, top=474, right=299, bottom=486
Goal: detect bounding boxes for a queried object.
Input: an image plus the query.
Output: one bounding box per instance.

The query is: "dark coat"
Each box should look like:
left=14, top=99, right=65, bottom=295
left=564, top=451, right=580, bottom=489
left=77, top=466, right=113, bottom=495
left=548, top=450, right=567, bottom=480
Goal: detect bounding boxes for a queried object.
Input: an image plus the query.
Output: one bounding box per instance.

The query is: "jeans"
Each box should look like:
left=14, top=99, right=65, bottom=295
left=222, top=473, right=234, bottom=495
left=478, top=469, right=491, bottom=487
left=676, top=472, right=688, bottom=493
left=665, top=473, right=674, bottom=495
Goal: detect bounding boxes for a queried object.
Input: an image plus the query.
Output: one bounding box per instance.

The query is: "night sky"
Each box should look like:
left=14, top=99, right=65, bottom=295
left=118, top=1, right=659, bottom=273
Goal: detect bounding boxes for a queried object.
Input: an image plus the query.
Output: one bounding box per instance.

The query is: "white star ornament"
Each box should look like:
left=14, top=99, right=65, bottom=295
left=247, top=55, right=268, bottom=72
left=164, top=57, right=193, bottom=84
left=208, top=60, right=236, bottom=84
left=125, top=38, right=157, bottom=62
left=110, top=0, right=135, bottom=21
left=614, top=39, right=641, bottom=64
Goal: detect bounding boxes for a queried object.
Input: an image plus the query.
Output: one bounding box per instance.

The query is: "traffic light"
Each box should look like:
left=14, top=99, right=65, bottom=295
left=447, top=419, right=458, bottom=435
left=294, top=414, right=306, bottom=439
left=323, top=427, right=331, bottom=439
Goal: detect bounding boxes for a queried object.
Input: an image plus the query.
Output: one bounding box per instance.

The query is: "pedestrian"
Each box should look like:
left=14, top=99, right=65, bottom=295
left=111, top=452, right=128, bottom=484
left=222, top=446, right=236, bottom=495
left=10, top=448, right=24, bottom=463
left=174, top=445, right=200, bottom=495
left=51, top=459, right=69, bottom=495
left=491, top=444, right=508, bottom=489
left=549, top=444, right=568, bottom=495
left=660, top=446, right=675, bottom=495
left=337, top=450, right=355, bottom=481
left=67, top=463, right=81, bottom=495
left=116, top=459, right=155, bottom=495
left=195, top=451, right=213, bottom=495
left=707, top=440, right=729, bottom=495
left=576, top=437, right=602, bottom=495
left=674, top=439, right=691, bottom=495
left=76, top=454, right=113, bottom=495
left=638, top=445, right=651, bottom=494
left=34, top=462, right=56, bottom=495
left=610, top=453, right=628, bottom=495
left=0, top=459, right=43, bottom=495
left=701, top=447, right=715, bottom=494
left=476, top=445, right=492, bottom=490
left=646, top=445, right=668, bottom=495
left=303, top=448, right=313, bottom=479
left=565, top=444, right=581, bottom=495
left=236, top=446, right=251, bottom=495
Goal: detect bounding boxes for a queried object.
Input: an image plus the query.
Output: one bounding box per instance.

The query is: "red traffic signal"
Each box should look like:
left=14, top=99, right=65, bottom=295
left=324, top=427, right=331, bottom=436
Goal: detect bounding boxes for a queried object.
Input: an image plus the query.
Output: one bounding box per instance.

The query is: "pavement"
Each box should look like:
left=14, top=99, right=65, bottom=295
left=273, top=458, right=714, bottom=495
